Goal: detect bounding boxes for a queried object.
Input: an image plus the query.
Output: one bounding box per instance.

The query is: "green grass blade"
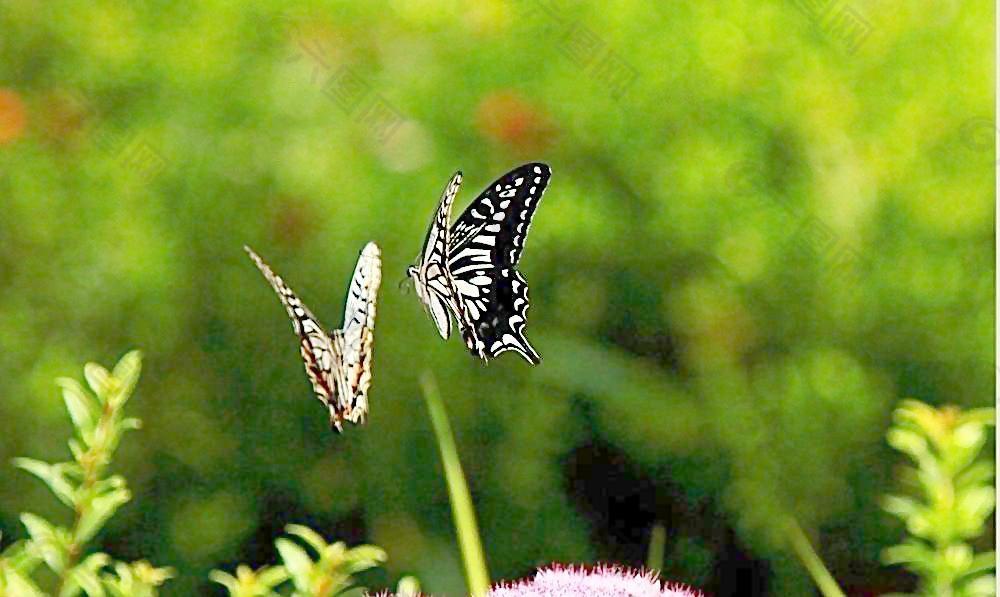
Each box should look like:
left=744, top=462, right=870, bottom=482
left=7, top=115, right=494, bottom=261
left=420, top=371, right=490, bottom=596
left=645, top=522, right=666, bottom=573
left=783, top=516, right=846, bottom=597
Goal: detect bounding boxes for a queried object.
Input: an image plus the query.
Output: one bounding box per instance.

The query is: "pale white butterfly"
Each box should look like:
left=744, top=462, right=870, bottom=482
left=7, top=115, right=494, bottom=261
left=246, top=243, right=381, bottom=431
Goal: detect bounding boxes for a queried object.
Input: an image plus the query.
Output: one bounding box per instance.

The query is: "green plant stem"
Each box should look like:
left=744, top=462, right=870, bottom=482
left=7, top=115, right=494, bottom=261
left=420, top=371, right=490, bottom=597
left=783, top=517, right=846, bottom=597
left=57, top=399, right=114, bottom=595
left=646, top=522, right=666, bottom=573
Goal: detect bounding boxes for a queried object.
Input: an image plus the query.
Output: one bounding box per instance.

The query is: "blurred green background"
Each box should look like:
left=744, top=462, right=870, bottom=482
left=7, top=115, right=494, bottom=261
left=0, top=1, right=993, bottom=595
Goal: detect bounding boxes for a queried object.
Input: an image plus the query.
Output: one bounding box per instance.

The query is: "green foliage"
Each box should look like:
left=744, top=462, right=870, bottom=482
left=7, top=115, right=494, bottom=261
left=0, top=351, right=173, bottom=596
left=0, top=1, right=993, bottom=593
left=881, top=400, right=996, bottom=596
left=210, top=524, right=386, bottom=597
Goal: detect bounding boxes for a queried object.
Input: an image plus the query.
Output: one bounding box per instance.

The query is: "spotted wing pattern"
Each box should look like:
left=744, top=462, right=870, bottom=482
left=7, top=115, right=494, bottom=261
left=338, top=242, right=382, bottom=425
left=447, top=163, right=550, bottom=363
left=245, top=244, right=381, bottom=432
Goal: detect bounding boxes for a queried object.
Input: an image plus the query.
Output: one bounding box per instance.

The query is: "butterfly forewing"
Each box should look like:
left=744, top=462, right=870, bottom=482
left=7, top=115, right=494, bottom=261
left=339, top=242, right=382, bottom=424
left=245, top=246, right=341, bottom=410
left=417, top=172, right=465, bottom=340
left=447, top=163, right=549, bottom=363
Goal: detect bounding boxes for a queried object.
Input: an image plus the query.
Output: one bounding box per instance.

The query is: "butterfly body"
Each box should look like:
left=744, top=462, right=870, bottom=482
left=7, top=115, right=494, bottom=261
left=407, top=163, right=550, bottom=364
left=246, top=242, right=381, bottom=432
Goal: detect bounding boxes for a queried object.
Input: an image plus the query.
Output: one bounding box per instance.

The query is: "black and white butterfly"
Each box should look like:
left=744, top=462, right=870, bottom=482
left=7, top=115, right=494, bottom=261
left=246, top=243, right=381, bottom=432
left=406, top=163, right=550, bottom=364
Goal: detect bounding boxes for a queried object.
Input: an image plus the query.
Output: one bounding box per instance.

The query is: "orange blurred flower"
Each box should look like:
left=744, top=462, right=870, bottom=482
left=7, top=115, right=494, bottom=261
left=475, top=90, right=555, bottom=154
left=0, top=89, right=27, bottom=144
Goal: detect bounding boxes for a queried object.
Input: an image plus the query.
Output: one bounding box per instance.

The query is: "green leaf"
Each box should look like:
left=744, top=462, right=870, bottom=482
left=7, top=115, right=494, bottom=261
left=1, top=540, right=43, bottom=576
left=888, top=428, right=930, bottom=461
left=0, top=567, right=47, bottom=597
left=961, top=551, right=997, bottom=578
left=881, top=495, right=922, bottom=522
left=68, top=439, right=86, bottom=463
left=396, top=576, right=421, bottom=596
left=121, top=418, right=142, bottom=431
left=207, top=570, right=239, bottom=594
left=285, top=525, right=328, bottom=555
left=275, top=538, right=312, bottom=591
left=341, top=545, right=387, bottom=575
left=14, top=458, right=78, bottom=508
left=943, top=543, right=974, bottom=574
left=68, top=564, right=105, bottom=597
left=62, top=558, right=110, bottom=597
left=20, top=513, right=69, bottom=573
left=75, top=488, right=131, bottom=544
left=959, top=408, right=996, bottom=428
left=956, top=461, right=995, bottom=490
left=956, top=486, right=996, bottom=535
left=111, top=351, right=142, bottom=404
left=883, top=540, right=935, bottom=569
left=84, top=363, right=114, bottom=402
left=961, top=574, right=997, bottom=597
left=257, top=565, right=289, bottom=588
left=57, top=378, right=98, bottom=439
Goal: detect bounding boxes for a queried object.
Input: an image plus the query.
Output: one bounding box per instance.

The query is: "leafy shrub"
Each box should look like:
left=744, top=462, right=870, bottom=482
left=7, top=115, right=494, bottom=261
left=881, top=400, right=996, bottom=596
left=0, top=351, right=173, bottom=596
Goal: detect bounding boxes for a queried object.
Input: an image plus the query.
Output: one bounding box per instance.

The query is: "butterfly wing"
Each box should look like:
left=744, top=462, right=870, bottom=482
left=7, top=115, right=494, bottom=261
left=414, top=172, right=464, bottom=340
left=245, top=246, right=346, bottom=429
left=447, top=163, right=550, bottom=363
left=338, top=241, right=382, bottom=425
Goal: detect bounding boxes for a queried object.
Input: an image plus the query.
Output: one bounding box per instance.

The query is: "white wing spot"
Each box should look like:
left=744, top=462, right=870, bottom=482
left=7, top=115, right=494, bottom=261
left=455, top=279, right=480, bottom=298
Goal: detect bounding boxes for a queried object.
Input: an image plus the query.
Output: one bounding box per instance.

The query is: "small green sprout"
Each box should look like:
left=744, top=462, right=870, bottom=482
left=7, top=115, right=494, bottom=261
left=211, top=524, right=387, bottom=597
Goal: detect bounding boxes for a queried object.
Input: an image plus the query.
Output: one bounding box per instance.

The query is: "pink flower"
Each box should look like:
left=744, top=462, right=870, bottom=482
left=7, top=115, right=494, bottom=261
left=368, top=564, right=702, bottom=597
left=487, top=564, right=702, bottom=597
